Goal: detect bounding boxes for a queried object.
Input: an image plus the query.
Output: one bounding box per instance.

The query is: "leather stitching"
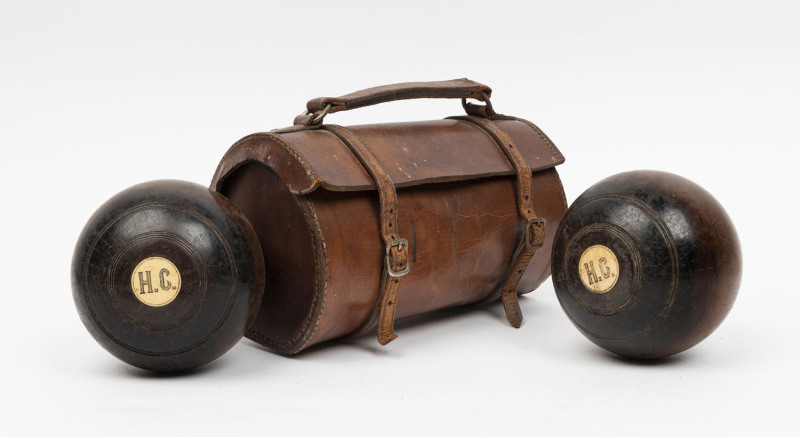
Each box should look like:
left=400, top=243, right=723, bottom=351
left=243, top=187, right=326, bottom=353
left=500, top=116, right=563, bottom=163
left=218, top=136, right=327, bottom=353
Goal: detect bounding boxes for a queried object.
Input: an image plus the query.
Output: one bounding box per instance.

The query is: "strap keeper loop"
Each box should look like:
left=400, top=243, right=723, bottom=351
left=526, top=218, right=546, bottom=250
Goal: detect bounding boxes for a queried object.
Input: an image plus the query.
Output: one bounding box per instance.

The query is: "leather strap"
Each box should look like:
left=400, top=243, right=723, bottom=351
left=449, top=116, right=546, bottom=328
left=295, top=79, right=492, bottom=126
left=322, top=124, right=410, bottom=345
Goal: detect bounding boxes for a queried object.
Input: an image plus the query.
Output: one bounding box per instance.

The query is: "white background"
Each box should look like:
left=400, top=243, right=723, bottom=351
left=1, top=1, right=797, bottom=435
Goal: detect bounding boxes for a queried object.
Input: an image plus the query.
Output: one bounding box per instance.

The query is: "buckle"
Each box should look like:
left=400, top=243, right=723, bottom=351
left=525, top=218, right=546, bottom=249
left=386, top=239, right=410, bottom=277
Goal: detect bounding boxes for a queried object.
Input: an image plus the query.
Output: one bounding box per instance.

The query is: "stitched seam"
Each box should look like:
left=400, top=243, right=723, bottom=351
left=246, top=195, right=326, bottom=353
left=217, top=134, right=326, bottom=352
left=262, top=133, right=317, bottom=181
left=295, top=198, right=328, bottom=351
left=213, top=133, right=319, bottom=194
left=502, top=116, right=562, bottom=163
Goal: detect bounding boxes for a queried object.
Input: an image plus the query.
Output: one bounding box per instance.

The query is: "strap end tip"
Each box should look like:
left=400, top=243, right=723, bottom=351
left=377, top=333, right=398, bottom=345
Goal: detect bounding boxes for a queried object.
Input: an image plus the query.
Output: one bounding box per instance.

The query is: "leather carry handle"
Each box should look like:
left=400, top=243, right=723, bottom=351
left=294, top=79, right=495, bottom=126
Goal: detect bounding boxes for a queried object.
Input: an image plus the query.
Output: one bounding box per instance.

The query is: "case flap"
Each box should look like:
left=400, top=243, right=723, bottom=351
left=213, top=117, right=564, bottom=195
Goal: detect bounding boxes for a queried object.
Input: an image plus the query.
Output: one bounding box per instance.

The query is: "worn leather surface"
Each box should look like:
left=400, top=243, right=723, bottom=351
left=212, top=115, right=566, bottom=354
left=212, top=119, right=564, bottom=195
left=214, top=76, right=565, bottom=352
left=216, top=81, right=567, bottom=351
left=451, top=115, right=540, bottom=328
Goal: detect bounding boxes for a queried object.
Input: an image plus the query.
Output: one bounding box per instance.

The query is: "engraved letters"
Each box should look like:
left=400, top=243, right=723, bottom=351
left=131, top=257, right=182, bottom=306
left=583, top=261, right=600, bottom=285
left=159, top=268, right=171, bottom=291
left=138, top=270, right=155, bottom=294
left=599, top=257, right=611, bottom=279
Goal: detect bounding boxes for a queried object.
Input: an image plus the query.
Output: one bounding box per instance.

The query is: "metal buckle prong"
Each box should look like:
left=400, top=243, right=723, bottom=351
left=386, top=239, right=410, bottom=277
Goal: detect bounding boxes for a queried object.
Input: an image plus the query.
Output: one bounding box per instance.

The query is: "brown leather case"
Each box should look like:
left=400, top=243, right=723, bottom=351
left=210, top=79, right=567, bottom=354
